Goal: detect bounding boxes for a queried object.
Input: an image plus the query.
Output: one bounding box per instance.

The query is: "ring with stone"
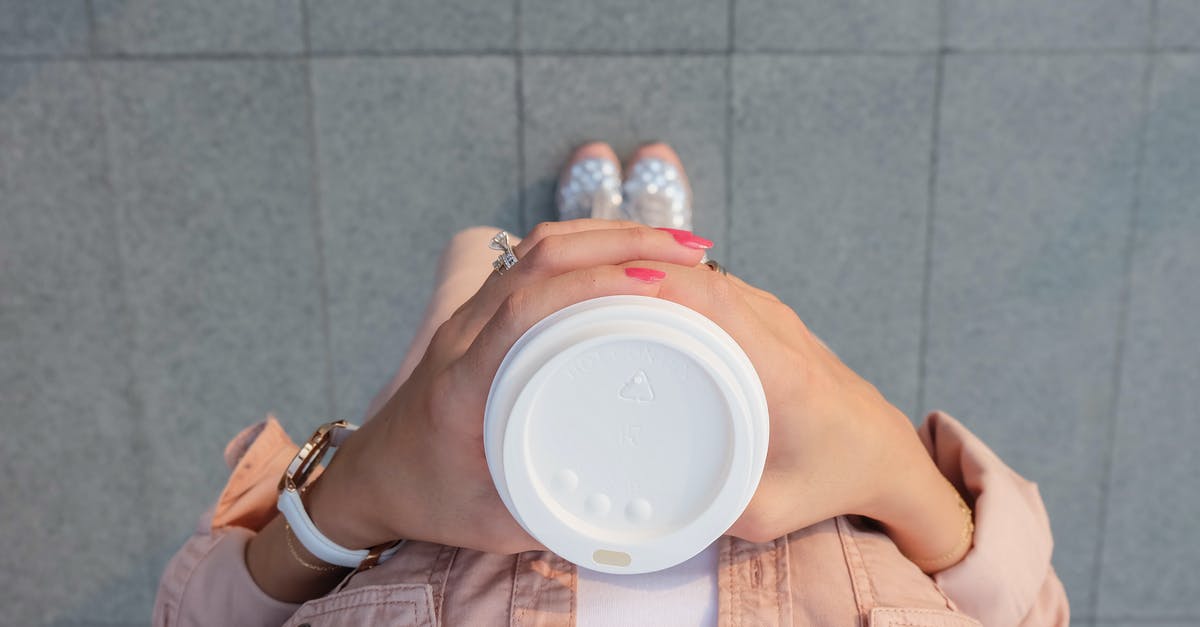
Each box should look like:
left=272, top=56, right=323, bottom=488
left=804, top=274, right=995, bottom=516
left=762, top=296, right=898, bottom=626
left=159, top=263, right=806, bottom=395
left=490, top=230, right=519, bottom=276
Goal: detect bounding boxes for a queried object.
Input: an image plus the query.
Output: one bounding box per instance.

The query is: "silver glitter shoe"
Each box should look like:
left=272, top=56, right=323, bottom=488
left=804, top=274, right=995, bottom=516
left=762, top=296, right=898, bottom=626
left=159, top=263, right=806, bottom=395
left=621, top=157, right=692, bottom=230
left=556, top=158, right=623, bottom=221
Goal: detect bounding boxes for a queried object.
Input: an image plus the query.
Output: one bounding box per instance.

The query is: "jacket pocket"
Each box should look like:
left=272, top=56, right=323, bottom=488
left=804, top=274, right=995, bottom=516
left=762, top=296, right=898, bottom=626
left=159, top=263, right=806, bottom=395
left=282, top=583, right=437, bottom=627
left=870, top=607, right=982, bottom=627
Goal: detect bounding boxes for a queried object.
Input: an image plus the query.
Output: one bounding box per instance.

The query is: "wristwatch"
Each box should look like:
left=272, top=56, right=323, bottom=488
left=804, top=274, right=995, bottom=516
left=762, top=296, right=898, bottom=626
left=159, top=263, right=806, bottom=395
left=277, top=420, right=402, bottom=569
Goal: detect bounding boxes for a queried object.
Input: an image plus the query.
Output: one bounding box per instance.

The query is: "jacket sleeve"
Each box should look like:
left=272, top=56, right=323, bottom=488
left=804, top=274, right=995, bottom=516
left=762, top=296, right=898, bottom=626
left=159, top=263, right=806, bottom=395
left=152, top=417, right=305, bottom=627
left=917, top=411, right=1070, bottom=627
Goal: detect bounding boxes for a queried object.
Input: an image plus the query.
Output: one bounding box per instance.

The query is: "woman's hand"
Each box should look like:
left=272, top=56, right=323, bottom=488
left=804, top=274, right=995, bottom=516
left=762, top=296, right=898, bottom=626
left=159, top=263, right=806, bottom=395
left=630, top=261, right=971, bottom=570
left=304, top=221, right=711, bottom=555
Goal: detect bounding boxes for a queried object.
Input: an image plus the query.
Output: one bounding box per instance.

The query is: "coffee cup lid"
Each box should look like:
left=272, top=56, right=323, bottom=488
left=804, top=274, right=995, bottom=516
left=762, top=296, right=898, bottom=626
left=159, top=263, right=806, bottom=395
left=485, top=296, right=769, bottom=574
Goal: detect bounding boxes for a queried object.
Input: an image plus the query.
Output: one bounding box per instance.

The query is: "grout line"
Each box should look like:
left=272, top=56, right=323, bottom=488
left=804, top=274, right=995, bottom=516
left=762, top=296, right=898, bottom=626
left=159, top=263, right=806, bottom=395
left=723, top=0, right=734, bottom=259
left=6, top=47, right=1200, bottom=64
left=510, top=48, right=732, bottom=56
left=1087, top=21, right=1157, bottom=618
left=942, top=46, right=1161, bottom=55
left=735, top=48, right=936, bottom=55
left=0, top=50, right=498, bottom=63
left=300, top=0, right=337, bottom=420
left=915, top=0, right=948, bottom=421
left=515, top=0, right=527, bottom=234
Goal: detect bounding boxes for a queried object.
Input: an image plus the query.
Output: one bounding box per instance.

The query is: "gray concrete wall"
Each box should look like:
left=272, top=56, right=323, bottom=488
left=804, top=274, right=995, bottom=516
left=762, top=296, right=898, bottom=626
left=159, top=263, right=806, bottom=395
left=1, top=1, right=1196, bottom=625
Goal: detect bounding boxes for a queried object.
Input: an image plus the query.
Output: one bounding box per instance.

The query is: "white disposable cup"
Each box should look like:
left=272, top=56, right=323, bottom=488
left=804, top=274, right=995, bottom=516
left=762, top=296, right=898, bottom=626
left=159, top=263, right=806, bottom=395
left=484, top=295, right=769, bottom=574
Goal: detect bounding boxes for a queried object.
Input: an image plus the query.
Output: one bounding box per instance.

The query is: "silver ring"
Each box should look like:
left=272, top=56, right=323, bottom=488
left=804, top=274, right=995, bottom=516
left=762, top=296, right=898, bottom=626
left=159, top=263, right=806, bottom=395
left=490, top=231, right=519, bottom=276
left=704, top=259, right=728, bottom=276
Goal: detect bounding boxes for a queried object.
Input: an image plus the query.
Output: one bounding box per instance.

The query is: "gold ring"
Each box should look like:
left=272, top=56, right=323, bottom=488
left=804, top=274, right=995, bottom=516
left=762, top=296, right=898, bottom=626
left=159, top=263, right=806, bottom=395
left=704, top=259, right=728, bottom=276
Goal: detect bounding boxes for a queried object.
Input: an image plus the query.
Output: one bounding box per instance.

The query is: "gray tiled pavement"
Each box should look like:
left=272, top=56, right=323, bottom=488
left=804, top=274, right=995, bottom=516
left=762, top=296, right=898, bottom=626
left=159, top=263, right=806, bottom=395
left=924, top=53, right=1145, bottom=610
left=313, top=56, right=520, bottom=422
left=1157, top=0, right=1200, bottom=49
left=92, top=0, right=305, bottom=54
left=731, top=54, right=936, bottom=418
left=521, top=0, right=728, bottom=52
left=735, top=0, right=939, bottom=51
left=944, top=0, right=1153, bottom=50
left=0, top=60, right=146, bottom=623
left=0, top=2, right=1195, bottom=625
left=0, top=0, right=90, bottom=55
left=307, top=0, right=514, bottom=53
left=95, top=59, right=330, bottom=593
left=1097, top=53, right=1200, bottom=619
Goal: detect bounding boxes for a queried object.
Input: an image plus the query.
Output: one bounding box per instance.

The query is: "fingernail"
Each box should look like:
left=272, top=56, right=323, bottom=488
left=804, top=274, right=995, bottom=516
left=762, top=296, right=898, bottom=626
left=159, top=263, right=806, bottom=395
left=625, top=267, right=666, bottom=283
left=655, top=227, right=713, bottom=250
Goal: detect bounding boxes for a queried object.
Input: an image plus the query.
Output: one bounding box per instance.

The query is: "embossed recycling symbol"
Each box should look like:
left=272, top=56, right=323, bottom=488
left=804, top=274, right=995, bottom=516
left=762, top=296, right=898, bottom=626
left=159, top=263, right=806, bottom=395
left=619, top=370, right=655, bottom=403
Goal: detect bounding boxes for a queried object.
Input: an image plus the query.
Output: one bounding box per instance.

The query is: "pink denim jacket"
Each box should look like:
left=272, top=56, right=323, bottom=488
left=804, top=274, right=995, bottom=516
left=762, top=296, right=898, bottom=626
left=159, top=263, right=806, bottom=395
left=153, top=411, right=1069, bottom=626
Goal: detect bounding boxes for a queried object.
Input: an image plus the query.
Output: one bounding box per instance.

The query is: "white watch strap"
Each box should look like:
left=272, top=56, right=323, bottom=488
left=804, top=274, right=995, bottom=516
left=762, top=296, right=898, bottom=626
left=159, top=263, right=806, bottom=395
left=277, top=423, right=402, bottom=568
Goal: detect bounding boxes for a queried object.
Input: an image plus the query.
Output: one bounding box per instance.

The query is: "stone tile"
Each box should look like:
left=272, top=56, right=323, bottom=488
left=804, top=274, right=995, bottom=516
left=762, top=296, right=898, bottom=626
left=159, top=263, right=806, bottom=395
left=97, top=61, right=327, bottom=570
left=946, top=0, right=1153, bottom=50
left=925, top=54, right=1145, bottom=610
left=735, top=0, right=938, bottom=51
left=0, top=0, right=90, bottom=55
left=522, top=56, right=728, bottom=242
left=1156, top=0, right=1200, bottom=49
left=730, top=55, right=935, bottom=417
left=312, top=58, right=519, bottom=421
left=521, top=0, right=727, bottom=52
left=0, top=62, right=146, bottom=624
left=307, top=0, right=514, bottom=52
left=1097, top=54, right=1200, bottom=618
left=92, top=0, right=303, bottom=54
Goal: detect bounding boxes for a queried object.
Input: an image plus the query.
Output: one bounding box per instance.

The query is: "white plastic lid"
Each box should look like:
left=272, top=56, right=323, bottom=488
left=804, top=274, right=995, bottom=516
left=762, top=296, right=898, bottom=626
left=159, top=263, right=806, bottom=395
left=484, top=296, right=769, bottom=574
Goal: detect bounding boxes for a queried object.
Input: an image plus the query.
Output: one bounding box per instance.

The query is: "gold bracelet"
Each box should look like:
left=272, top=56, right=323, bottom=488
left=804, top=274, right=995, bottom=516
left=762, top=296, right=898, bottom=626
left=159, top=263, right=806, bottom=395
left=284, top=521, right=343, bottom=573
left=909, top=482, right=975, bottom=573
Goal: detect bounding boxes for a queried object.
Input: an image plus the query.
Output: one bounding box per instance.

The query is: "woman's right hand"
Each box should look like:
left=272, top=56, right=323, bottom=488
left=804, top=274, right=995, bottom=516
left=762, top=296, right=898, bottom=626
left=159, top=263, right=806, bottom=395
left=303, top=220, right=712, bottom=554
left=618, top=262, right=971, bottom=571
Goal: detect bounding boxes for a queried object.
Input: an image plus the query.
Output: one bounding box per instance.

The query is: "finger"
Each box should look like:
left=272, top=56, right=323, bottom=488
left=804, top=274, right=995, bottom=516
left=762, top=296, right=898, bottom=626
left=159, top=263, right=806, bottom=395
left=515, top=226, right=708, bottom=282
left=453, top=264, right=669, bottom=384
left=620, top=260, right=802, bottom=375
left=514, top=218, right=646, bottom=258
left=463, top=225, right=711, bottom=330
left=624, top=260, right=768, bottom=342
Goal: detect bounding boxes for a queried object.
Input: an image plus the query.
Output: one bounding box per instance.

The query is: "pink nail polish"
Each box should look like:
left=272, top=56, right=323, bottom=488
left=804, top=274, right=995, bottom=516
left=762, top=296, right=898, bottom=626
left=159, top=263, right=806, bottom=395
left=655, top=227, right=713, bottom=250
left=625, top=267, right=666, bottom=283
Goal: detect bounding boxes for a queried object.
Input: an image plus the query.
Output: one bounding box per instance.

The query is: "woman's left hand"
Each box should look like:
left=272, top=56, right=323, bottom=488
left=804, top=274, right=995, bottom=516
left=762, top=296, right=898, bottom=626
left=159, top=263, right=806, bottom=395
left=633, top=261, right=971, bottom=571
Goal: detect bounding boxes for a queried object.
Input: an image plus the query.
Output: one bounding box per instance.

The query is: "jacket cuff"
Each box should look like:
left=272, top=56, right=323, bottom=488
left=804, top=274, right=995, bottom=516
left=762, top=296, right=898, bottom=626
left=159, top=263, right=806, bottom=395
left=154, top=526, right=300, bottom=627
left=211, top=415, right=302, bottom=532
left=917, top=411, right=1056, bottom=627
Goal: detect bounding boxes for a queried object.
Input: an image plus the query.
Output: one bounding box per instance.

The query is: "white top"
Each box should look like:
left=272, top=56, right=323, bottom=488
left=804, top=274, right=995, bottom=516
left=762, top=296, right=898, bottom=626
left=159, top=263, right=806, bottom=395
left=577, top=541, right=719, bottom=627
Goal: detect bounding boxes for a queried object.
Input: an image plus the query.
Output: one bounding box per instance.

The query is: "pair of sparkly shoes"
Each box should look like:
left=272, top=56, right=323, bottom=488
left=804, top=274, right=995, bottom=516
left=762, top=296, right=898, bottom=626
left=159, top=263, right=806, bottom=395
left=555, top=142, right=693, bottom=231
